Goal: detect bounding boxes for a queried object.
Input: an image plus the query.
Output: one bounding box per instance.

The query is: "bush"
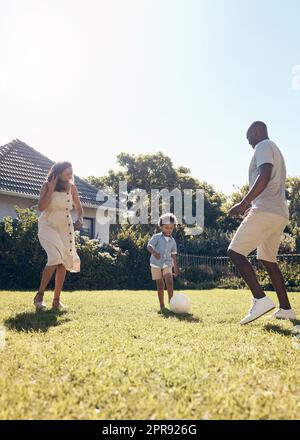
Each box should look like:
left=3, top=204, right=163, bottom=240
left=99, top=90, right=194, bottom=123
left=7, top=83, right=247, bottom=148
left=279, top=233, right=297, bottom=254
left=115, top=226, right=152, bottom=289
left=257, top=261, right=300, bottom=292
left=181, top=229, right=232, bottom=256
left=0, top=209, right=154, bottom=291
left=64, top=236, right=129, bottom=290
left=0, top=208, right=299, bottom=291
left=0, top=208, right=46, bottom=289
left=184, top=265, right=215, bottom=283
left=218, top=276, right=247, bottom=290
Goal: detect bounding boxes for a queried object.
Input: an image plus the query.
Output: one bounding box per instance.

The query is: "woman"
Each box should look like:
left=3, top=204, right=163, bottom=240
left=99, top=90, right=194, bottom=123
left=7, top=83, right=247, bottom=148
left=34, top=161, right=83, bottom=311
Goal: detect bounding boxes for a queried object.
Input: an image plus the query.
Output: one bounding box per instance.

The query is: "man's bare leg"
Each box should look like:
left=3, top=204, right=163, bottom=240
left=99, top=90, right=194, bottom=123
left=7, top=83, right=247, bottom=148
left=260, top=260, right=291, bottom=310
left=227, top=249, right=265, bottom=299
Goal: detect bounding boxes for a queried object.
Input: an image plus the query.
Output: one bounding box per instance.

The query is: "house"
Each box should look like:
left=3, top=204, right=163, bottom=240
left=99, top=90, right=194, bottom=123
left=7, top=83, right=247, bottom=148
left=0, top=139, right=117, bottom=244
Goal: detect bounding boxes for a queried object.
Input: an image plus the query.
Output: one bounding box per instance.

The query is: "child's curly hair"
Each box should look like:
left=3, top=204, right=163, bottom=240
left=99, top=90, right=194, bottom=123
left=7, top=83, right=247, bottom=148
left=158, top=213, right=178, bottom=227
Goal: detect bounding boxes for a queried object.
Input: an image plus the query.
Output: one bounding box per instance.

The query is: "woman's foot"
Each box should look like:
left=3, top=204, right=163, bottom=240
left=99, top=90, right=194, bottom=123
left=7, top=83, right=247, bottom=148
left=52, top=299, right=67, bottom=311
left=34, top=293, right=46, bottom=310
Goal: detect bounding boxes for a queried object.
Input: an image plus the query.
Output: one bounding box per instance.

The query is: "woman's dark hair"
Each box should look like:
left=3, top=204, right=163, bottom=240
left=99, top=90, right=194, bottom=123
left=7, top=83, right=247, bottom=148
left=47, top=161, right=73, bottom=192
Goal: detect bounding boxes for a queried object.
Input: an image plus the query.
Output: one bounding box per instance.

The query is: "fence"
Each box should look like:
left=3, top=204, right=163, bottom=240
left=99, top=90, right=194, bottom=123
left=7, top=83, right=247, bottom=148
left=178, top=253, right=300, bottom=277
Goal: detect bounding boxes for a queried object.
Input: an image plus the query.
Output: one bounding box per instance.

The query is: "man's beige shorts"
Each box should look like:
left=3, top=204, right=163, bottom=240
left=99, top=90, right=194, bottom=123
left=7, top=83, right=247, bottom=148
left=151, top=266, right=173, bottom=281
left=228, top=209, right=288, bottom=263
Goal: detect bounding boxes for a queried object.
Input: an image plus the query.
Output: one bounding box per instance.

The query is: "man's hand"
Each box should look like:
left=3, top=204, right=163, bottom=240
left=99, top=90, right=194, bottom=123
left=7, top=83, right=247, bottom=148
left=153, top=251, right=161, bottom=260
left=229, top=163, right=272, bottom=219
left=173, top=266, right=179, bottom=277
left=228, top=200, right=250, bottom=218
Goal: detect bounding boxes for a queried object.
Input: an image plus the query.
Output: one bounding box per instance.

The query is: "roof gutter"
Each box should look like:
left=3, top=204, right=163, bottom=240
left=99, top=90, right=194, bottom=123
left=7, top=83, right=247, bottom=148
left=0, top=189, right=119, bottom=211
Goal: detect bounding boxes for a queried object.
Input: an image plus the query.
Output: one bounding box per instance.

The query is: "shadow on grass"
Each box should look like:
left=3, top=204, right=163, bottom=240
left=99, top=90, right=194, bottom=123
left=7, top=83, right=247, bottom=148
left=158, top=308, right=202, bottom=323
left=4, top=310, right=70, bottom=333
left=263, top=320, right=300, bottom=338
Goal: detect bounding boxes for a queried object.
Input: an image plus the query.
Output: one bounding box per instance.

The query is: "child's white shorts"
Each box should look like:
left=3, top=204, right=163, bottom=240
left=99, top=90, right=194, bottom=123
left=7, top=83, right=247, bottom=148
left=151, top=266, right=173, bottom=281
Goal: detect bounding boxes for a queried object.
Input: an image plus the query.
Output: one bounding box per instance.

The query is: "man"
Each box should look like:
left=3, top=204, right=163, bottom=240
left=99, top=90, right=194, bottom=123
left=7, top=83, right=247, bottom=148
left=228, top=121, right=296, bottom=325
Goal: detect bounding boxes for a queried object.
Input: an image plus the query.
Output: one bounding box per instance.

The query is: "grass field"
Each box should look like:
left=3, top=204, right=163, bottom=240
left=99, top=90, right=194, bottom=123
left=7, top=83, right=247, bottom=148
left=0, top=289, right=300, bottom=420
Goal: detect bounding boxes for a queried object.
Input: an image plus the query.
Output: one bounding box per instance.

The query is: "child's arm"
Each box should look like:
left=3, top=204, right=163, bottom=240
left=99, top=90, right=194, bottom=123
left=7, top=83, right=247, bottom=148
left=147, top=245, right=161, bottom=260
left=171, top=239, right=178, bottom=276
left=172, top=254, right=179, bottom=277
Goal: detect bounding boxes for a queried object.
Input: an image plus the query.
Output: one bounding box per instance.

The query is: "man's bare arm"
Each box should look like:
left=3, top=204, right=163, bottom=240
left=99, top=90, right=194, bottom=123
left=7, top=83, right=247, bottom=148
left=229, top=163, right=273, bottom=217
left=243, top=163, right=273, bottom=205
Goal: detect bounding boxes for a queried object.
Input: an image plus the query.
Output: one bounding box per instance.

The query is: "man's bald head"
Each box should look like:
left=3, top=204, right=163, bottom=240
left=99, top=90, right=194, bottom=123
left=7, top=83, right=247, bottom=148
left=246, top=121, right=269, bottom=148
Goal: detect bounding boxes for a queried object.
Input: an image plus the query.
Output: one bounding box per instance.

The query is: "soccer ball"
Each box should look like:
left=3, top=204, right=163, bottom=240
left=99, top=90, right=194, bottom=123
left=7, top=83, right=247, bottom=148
left=170, top=293, right=192, bottom=314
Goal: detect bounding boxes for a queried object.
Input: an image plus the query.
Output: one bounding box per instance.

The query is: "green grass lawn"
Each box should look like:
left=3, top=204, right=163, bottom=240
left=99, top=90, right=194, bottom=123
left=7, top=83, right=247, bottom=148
left=0, top=289, right=300, bottom=420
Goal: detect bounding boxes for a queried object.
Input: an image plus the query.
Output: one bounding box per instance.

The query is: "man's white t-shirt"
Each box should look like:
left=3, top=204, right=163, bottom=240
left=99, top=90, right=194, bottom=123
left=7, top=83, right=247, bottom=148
left=249, top=139, right=289, bottom=220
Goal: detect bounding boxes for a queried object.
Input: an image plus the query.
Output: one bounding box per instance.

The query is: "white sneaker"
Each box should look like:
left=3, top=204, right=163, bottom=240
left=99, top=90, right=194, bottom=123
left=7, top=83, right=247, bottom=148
left=272, top=308, right=297, bottom=321
left=240, top=296, right=275, bottom=325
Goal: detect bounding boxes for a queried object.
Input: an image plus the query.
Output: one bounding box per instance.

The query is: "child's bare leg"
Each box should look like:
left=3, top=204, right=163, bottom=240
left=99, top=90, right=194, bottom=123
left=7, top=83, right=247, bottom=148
left=164, top=274, right=174, bottom=303
left=156, top=279, right=165, bottom=309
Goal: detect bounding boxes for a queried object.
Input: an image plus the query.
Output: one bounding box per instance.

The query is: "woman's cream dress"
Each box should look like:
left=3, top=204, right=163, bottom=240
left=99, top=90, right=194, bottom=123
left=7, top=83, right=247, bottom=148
left=38, top=190, right=80, bottom=272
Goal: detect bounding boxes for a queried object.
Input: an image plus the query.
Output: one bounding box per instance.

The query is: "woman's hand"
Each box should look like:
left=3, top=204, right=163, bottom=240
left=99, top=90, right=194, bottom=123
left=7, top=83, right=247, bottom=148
left=74, top=218, right=83, bottom=230
left=47, top=175, right=58, bottom=193
left=243, top=208, right=251, bottom=218
left=71, top=185, right=84, bottom=228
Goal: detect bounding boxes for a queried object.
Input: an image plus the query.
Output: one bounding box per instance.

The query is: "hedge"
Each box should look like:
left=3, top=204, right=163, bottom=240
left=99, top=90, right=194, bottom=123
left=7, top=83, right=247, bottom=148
left=0, top=208, right=299, bottom=291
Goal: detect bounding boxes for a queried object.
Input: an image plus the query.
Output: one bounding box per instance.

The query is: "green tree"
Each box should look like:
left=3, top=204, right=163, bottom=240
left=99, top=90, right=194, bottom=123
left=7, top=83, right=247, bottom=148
left=86, top=152, right=226, bottom=230
left=286, top=176, right=300, bottom=252
left=286, top=176, right=300, bottom=228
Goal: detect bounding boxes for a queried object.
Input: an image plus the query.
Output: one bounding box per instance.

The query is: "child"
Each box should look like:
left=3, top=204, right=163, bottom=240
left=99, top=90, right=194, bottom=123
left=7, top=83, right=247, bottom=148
left=147, top=213, right=179, bottom=311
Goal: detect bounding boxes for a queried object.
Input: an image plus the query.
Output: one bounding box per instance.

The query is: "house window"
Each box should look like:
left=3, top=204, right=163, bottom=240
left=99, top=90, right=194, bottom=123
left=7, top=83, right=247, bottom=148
left=80, top=217, right=94, bottom=238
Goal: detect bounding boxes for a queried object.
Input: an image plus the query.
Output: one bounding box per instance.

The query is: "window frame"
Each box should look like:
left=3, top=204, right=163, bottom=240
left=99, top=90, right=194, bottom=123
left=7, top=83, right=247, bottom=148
left=80, top=216, right=95, bottom=239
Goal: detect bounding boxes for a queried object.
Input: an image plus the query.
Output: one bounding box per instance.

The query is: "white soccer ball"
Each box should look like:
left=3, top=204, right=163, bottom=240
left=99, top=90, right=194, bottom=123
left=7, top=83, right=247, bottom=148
left=170, top=293, right=192, bottom=314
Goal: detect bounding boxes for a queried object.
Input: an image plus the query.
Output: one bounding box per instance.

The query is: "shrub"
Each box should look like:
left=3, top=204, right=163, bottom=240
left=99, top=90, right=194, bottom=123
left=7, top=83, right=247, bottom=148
left=0, top=208, right=46, bottom=289
left=0, top=210, right=153, bottom=291
left=257, top=261, right=300, bottom=292
left=181, top=229, right=232, bottom=256
left=0, top=208, right=299, bottom=292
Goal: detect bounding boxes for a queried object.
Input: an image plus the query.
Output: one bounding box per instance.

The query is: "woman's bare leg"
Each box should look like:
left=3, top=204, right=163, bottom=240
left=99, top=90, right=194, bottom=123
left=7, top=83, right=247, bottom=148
left=54, top=264, right=67, bottom=300
left=38, top=265, right=57, bottom=295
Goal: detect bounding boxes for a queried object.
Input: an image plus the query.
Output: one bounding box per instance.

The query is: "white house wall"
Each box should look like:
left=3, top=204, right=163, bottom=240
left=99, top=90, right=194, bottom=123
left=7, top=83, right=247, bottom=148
left=82, top=207, right=111, bottom=245
left=0, top=194, right=37, bottom=218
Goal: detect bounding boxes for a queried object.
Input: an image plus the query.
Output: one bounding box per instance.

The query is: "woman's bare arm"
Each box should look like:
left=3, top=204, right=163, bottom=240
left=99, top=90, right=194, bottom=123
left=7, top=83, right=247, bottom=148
left=71, top=184, right=84, bottom=227
left=38, top=176, right=57, bottom=212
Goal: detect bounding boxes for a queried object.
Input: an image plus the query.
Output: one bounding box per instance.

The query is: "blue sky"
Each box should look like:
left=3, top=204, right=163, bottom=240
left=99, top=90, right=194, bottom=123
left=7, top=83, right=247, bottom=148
left=0, top=0, right=299, bottom=194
